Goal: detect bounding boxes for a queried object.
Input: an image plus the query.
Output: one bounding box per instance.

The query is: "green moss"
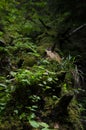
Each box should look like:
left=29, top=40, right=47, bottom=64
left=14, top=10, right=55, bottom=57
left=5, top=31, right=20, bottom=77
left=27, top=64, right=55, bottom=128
left=0, top=119, right=22, bottom=130
left=37, top=45, right=46, bottom=55
left=68, top=104, right=83, bottom=130
left=37, top=42, right=52, bottom=55
left=23, top=55, right=37, bottom=67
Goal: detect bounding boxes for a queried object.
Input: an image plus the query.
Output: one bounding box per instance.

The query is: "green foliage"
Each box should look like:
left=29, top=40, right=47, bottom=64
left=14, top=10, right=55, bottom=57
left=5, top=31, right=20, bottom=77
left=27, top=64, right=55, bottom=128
left=0, top=0, right=85, bottom=130
left=0, top=82, right=13, bottom=114
left=0, top=55, right=83, bottom=129
left=61, top=55, right=75, bottom=71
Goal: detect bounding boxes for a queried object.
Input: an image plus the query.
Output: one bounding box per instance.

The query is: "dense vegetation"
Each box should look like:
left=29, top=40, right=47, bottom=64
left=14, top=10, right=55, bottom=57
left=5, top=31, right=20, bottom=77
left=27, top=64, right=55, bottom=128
left=0, top=1, right=86, bottom=130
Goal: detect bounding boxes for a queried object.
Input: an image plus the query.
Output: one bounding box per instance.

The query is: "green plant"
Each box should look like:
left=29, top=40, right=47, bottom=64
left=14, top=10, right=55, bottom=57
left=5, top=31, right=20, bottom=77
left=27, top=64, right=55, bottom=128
left=0, top=82, right=13, bottom=114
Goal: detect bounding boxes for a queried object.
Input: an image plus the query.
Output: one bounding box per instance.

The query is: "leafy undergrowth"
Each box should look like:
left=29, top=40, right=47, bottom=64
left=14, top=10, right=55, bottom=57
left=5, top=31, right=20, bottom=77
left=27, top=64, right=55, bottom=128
left=0, top=0, right=85, bottom=129
left=0, top=44, right=83, bottom=130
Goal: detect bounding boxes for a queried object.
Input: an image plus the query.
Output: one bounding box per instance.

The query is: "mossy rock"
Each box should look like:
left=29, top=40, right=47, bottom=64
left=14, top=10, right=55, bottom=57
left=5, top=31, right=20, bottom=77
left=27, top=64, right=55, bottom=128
left=23, top=55, right=37, bottom=67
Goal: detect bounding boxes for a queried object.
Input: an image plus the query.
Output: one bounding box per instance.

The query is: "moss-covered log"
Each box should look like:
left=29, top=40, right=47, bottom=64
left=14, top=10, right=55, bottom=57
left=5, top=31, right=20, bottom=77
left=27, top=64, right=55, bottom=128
left=50, top=94, right=73, bottom=121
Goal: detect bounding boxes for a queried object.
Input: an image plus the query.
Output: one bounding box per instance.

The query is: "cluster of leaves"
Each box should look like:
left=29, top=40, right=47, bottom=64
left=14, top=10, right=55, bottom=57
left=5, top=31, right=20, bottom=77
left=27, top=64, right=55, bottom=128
left=0, top=53, right=83, bottom=129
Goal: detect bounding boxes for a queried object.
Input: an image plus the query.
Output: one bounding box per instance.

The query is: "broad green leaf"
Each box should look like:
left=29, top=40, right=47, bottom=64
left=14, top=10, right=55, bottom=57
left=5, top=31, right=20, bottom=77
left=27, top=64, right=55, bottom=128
left=0, top=83, right=7, bottom=88
left=39, top=122, right=49, bottom=128
left=47, top=77, right=53, bottom=82
left=29, top=120, right=40, bottom=128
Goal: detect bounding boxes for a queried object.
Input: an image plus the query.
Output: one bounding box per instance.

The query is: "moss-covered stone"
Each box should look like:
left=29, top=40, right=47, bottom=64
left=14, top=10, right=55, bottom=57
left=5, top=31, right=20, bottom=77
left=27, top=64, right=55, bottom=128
left=23, top=55, right=37, bottom=67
